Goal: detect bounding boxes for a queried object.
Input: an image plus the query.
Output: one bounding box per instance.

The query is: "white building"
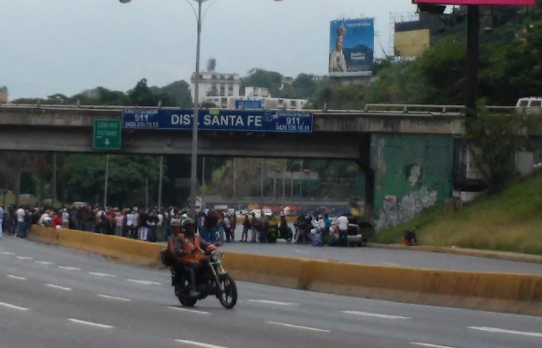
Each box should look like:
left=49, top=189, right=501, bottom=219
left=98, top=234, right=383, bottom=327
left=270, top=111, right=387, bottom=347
left=202, top=86, right=308, bottom=110
left=191, top=72, right=241, bottom=105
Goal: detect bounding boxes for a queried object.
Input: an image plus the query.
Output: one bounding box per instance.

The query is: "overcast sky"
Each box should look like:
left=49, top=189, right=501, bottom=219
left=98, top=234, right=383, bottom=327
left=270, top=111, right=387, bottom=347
left=1, top=0, right=417, bottom=100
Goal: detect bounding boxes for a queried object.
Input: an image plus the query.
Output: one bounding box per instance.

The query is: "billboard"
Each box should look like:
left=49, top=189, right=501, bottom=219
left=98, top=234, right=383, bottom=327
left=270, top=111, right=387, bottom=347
left=394, top=29, right=431, bottom=57
left=414, top=0, right=535, bottom=5
left=329, top=18, right=374, bottom=77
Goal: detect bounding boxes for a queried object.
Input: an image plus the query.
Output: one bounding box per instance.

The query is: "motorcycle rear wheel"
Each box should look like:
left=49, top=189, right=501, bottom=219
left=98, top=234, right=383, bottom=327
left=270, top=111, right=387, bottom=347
left=217, top=274, right=237, bottom=309
left=176, top=284, right=197, bottom=307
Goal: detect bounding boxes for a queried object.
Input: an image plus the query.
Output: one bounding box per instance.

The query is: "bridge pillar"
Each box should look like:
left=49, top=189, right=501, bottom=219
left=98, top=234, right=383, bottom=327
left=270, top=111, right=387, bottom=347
left=357, top=134, right=374, bottom=223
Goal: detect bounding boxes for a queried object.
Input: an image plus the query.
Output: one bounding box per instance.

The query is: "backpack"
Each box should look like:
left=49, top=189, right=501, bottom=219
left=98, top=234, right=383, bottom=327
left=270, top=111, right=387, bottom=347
left=160, top=248, right=176, bottom=267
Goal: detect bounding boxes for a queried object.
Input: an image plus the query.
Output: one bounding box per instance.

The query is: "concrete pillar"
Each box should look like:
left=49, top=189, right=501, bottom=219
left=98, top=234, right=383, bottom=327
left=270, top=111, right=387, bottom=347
left=358, top=134, right=374, bottom=223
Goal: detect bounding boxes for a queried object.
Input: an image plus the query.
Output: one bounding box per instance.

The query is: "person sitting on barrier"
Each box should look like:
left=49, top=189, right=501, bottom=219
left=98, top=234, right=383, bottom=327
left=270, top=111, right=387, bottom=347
left=403, top=228, right=418, bottom=246
left=173, top=218, right=221, bottom=298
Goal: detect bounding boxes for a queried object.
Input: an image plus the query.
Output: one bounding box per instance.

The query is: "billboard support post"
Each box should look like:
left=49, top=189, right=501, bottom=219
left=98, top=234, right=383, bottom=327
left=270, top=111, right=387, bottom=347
left=466, top=5, right=480, bottom=121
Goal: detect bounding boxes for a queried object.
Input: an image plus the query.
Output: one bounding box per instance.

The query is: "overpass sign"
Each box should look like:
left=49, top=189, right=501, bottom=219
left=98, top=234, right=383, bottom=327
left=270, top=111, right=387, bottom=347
left=122, top=109, right=313, bottom=133
left=93, top=119, right=121, bottom=150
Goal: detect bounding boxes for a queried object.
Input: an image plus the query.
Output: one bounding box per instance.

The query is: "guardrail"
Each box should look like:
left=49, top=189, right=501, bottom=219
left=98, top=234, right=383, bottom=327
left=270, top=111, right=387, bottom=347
left=0, top=103, right=520, bottom=116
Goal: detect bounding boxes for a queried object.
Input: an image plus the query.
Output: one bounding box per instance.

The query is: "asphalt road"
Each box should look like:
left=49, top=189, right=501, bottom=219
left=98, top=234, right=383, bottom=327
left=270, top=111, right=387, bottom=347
left=223, top=226, right=542, bottom=275
left=1, top=235, right=542, bottom=348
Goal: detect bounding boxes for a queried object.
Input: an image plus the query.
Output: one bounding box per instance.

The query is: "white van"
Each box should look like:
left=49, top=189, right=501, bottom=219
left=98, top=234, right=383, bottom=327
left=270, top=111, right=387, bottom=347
left=516, top=97, right=542, bottom=108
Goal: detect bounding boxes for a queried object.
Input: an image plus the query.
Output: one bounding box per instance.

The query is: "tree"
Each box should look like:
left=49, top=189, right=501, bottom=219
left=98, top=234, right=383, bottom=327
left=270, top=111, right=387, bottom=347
left=128, top=78, right=162, bottom=106
left=242, top=69, right=283, bottom=97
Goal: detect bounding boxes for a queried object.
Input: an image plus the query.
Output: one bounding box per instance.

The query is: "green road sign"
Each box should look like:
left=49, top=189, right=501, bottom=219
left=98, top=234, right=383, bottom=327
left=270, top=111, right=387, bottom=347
left=94, top=119, right=121, bottom=150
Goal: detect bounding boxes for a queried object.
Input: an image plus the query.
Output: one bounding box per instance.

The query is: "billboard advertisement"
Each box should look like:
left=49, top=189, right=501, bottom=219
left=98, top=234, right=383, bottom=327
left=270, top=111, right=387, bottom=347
left=329, top=18, right=374, bottom=77
left=414, top=0, right=535, bottom=5
left=394, top=29, right=431, bottom=57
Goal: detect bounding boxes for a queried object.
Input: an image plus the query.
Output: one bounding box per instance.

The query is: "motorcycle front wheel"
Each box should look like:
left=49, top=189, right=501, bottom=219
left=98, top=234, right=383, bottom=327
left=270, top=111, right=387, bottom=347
left=217, top=274, right=237, bottom=309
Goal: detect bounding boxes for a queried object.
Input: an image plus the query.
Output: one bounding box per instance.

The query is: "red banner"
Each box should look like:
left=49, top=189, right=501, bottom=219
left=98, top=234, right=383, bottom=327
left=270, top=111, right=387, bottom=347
left=415, top=0, right=535, bottom=5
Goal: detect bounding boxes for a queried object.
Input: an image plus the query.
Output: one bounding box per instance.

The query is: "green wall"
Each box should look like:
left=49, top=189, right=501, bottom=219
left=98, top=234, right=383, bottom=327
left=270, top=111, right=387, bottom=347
left=371, top=133, right=454, bottom=230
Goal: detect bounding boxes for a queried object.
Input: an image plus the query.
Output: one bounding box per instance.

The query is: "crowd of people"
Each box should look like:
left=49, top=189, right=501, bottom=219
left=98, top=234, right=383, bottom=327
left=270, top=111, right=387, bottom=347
left=0, top=202, right=359, bottom=247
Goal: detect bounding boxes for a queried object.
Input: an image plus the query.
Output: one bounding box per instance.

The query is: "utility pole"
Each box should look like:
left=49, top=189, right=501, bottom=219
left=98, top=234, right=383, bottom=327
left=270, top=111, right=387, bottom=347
left=466, top=5, right=480, bottom=120
left=233, top=158, right=237, bottom=198
left=282, top=161, right=286, bottom=204
left=202, top=157, right=205, bottom=209
left=158, top=156, right=163, bottom=210
left=260, top=159, right=264, bottom=198
left=53, top=153, right=57, bottom=208
left=145, top=177, right=149, bottom=211
left=103, top=155, right=110, bottom=208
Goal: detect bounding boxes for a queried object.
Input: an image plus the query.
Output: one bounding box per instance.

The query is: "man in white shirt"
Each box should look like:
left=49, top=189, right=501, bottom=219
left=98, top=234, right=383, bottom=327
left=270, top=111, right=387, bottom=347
left=16, top=206, right=26, bottom=237
left=126, top=210, right=135, bottom=239
left=335, top=214, right=349, bottom=247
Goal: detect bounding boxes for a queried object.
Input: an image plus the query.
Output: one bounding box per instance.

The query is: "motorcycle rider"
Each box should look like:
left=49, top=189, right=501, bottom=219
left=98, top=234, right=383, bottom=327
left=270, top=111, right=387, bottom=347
left=173, top=218, right=219, bottom=298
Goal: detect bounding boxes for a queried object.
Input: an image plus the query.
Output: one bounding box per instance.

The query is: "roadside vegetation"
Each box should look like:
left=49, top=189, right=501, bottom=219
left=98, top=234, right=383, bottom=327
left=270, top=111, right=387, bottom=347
left=374, top=172, right=542, bottom=256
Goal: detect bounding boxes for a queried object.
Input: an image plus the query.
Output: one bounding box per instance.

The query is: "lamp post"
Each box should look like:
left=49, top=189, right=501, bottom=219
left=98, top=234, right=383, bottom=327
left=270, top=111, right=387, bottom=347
left=119, top=0, right=282, bottom=218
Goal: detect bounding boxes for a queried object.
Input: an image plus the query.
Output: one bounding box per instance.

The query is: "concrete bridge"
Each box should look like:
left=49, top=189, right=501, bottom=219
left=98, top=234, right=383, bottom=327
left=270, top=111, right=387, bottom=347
left=0, top=104, right=517, bottom=228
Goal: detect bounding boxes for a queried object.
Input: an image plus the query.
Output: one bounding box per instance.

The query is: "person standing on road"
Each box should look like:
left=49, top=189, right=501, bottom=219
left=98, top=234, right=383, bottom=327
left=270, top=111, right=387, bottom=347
left=0, top=203, right=4, bottom=239
left=335, top=214, right=349, bottom=247
left=16, top=205, right=26, bottom=238
left=241, top=214, right=250, bottom=242
left=250, top=213, right=260, bottom=243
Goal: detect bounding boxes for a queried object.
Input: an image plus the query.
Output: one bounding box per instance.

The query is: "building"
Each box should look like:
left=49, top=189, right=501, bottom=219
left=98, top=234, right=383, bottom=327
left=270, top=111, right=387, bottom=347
left=0, top=86, right=8, bottom=104
left=191, top=72, right=241, bottom=105
left=202, top=86, right=308, bottom=110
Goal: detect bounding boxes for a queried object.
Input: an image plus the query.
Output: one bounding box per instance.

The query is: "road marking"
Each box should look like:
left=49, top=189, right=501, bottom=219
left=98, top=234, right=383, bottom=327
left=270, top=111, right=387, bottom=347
left=35, top=261, right=53, bottom=265
left=168, top=306, right=210, bottom=315
left=59, top=266, right=81, bottom=271
left=1, top=251, right=14, bottom=255
left=97, top=294, right=131, bottom=302
left=175, top=339, right=228, bottom=348
left=0, top=302, right=30, bottom=311
left=7, top=275, right=27, bottom=280
left=468, top=326, right=542, bottom=338
left=380, top=262, right=401, bottom=266
left=46, top=284, right=72, bottom=291
left=88, top=272, right=116, bottom=277
left=266, top=321, right=330, bottom=333
left=16, top=256, right=32, bottom=260
left=126, top=279, right=161, bottom=285
left=68, top=318, right=114, bottom=329
left=247, top=299, right=299, bottom=306
left=342, top=311, right=410, bottom=320
left=411, top=343, right=459, bottom=348
left=294, top=249, right=310, bottom=254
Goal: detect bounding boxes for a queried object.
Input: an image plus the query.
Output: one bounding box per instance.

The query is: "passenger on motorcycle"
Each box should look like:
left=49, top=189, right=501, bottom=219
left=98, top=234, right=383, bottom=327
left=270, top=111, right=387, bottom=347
left=173, top=217, right=220, bottom=298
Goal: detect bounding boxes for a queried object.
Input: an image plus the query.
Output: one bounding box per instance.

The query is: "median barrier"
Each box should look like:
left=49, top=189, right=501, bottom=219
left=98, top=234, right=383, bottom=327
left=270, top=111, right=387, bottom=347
left=29, top=226, right=542, bottom=315
left=30, top=225, right=162, bottom=266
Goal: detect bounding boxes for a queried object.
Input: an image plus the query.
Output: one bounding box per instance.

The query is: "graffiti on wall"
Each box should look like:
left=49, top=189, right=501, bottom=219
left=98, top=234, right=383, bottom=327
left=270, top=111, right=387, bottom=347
left=375, top=186, right=438, bottom=230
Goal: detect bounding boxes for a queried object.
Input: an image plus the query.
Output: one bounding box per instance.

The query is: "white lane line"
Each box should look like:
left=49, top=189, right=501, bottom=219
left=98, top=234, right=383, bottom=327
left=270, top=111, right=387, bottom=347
left=59, top=266, right=81, bottom=271
left=168, top=306, right=210, bottom=315
left=16, top=256, right=32, bottom=260
left=1, top=251, right=14, bottom=255
left=88, top=272, right=116, bottom=277
left=35, top=261, right=53, bottom=265
left=126, top=279, right=161, bottom=285
left=380, top=262, right=401, bottom=266
left=45, top=284, right=72, bottom=291
left=68, top=318, right=114, bottom=329
left=247, top=299, right=299, bottom=306
left=411, top=343, right=459, bottom=348
left=97, top=294, right=131, bottom=302
left=342, top=311, right=410, bottom=320
left=7, top=275, right=27, bottom=281
left=294, top=249, right=310, bottom=254
left=0, top=302, right=30, bottom=311
left=175, top=339, right=228, bottom=348
left=468, top=326, right=542, bottom=338
left=266, top=321, right=330, bottom=333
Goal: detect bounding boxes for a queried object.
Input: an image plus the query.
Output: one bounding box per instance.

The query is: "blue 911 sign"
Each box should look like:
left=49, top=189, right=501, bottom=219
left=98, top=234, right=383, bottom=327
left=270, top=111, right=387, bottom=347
left=122, top=109, right=313, bottom=134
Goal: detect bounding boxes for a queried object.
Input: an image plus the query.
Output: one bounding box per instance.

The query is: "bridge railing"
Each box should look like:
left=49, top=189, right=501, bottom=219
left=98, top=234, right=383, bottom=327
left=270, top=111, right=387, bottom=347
left=1, top=103, right=519, bottom=116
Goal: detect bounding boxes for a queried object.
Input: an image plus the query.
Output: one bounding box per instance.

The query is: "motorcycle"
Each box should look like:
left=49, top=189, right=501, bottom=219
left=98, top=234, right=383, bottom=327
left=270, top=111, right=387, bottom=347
left=170, top=246, right=238, bottom=309
left=267, top=220, right=293, bottom=243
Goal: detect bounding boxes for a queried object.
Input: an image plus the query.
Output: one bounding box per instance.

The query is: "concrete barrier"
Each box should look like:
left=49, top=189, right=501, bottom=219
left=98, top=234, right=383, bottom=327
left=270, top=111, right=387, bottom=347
left=30, top=226, right=542, bottom=315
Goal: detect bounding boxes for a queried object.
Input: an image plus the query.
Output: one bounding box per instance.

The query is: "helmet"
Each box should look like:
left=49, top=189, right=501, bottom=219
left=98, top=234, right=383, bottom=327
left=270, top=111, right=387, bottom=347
left=182, top=217, right=196, bottom=228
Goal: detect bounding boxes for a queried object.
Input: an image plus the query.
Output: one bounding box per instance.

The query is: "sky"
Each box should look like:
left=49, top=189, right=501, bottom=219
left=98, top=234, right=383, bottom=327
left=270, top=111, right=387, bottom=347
left=1, top=0, right=417, bottom=100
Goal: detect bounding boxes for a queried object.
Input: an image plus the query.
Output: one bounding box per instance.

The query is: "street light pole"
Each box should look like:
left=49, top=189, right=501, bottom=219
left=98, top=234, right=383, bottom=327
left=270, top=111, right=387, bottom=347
left=189, top=0, right=205, bottom=219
